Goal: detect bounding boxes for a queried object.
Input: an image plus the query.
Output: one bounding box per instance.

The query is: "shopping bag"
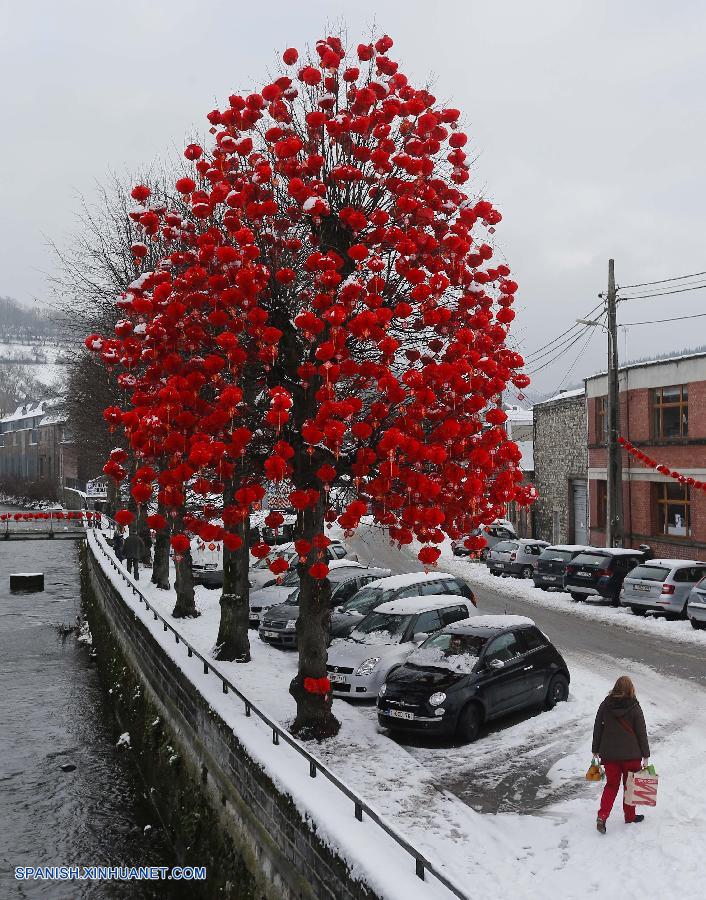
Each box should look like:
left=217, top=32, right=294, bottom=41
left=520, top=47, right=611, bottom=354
left=625, top=768, right=658, bottom=806
left=585, top=757, right=604, bottom=782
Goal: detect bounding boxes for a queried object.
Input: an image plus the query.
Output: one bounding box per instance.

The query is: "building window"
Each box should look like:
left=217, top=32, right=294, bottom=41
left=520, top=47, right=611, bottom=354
left=30, top=429, right=38, bottom=445
left=653, top=385, right=688, bottom=439
left=596, top=481, right=607, bottom=529
left=655, top=482, right=690, bottom=537
left=595, top=396, right=607, bottom=444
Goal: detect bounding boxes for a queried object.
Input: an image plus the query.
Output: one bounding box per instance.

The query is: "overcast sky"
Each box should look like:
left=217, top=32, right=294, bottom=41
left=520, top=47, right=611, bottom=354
left=2, top=0, right=705, bottom=396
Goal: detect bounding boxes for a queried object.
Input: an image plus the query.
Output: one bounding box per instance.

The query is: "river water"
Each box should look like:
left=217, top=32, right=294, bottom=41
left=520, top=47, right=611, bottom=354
left=0, top=509, right=172, bottom=898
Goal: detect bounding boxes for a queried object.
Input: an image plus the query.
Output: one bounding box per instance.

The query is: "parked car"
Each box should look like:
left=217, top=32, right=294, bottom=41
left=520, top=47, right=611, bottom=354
left=686, top=578, right=706, bottom=629
left=197, top=538, right=348, bottom=590
left=248, top=539, right=348, bottom=589
left=533, top=545, right=588, bottom=591
left=377, top=615, right=570, bottom=742
left=486, top=539, right=549, bottom=578
left=326, top=596, right=478, bottom=698
left=249, top=558, right=360, bottom=627
left=258, top=564, right=391, bottom=648
left=621, top=559, right=706, bottom=618
left=377, top=616, right=571, bottom=741
left=452, top=520, right=517, bottom=558
left=564, top=548, right=644, bottom=605
left=330, top=572, right=476, bottom=638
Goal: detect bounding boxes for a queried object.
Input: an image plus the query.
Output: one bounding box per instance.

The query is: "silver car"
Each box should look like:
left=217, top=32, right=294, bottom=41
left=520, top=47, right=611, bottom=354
left=620, top=559, right=706, bottom=618
left=486, top=539, right=550, bottom=579
left=326, top=596, right=478, bottom=699
left=686, top=578, right=706, bottom=630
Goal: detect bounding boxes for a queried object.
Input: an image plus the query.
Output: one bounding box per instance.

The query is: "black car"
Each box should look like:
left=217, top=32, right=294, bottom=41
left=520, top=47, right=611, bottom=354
left=258, top=565, right=391, bottom=648
left=563, top=548, right=644, bottom=605
left=377, top=616, right=570, bottom=743
left=533, top=545, right=587, bottom=590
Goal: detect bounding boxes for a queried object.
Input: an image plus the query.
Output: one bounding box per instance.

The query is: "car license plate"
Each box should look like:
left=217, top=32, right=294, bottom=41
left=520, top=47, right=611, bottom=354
left=544, top=575, right=557, bottom=582
left=388, top=710, right=414, bottom=720
left=496, top=562, right=505, bottom=568
left=634, top=585, right=651, bottom=592
left=577, top=571, right=592, bottom=577
left=262, top=630, right=279, bottom=637
left=329, top=673, right=347, bottom=684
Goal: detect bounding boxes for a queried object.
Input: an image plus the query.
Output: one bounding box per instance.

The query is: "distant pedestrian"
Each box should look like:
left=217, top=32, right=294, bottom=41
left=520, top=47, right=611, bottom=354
left=592, top=675, right=650, bottom=833
left=138, top=519, right=153, bottom=565
left=112, top=527, right=124, bottom=562
left=123, top=531, right=146, bottom=581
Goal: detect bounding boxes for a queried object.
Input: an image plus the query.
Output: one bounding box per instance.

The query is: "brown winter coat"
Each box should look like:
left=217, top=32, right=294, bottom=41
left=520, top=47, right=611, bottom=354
left=592, top=696, right=650, bottom=760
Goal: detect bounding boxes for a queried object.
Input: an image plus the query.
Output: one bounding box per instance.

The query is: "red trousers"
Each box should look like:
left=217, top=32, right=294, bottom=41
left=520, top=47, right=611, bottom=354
left=598, top=759, right=642, bottom=822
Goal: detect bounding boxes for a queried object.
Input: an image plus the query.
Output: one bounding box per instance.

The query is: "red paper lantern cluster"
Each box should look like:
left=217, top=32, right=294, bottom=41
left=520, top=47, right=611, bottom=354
left=618, top=436, right=706, bottom=489
left=86, top=31, right=534, bottom=577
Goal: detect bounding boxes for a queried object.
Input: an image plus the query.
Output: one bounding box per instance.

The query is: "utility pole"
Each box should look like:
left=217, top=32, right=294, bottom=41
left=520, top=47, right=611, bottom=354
left=606, top=259, right=624, bottom=547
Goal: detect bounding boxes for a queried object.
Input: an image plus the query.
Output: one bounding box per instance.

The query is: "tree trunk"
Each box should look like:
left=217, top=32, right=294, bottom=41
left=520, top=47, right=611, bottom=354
left=151, top=503, right=170, bottom=590
left=215, top=485, right=251, bottom=662
left=171, top=513, right=199, bottom=618
left=289, top=492, right=340, bottom=740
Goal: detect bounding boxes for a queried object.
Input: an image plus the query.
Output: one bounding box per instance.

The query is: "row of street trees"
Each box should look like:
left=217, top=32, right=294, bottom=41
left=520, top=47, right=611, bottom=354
left=84, top=32, right=534, bottom=738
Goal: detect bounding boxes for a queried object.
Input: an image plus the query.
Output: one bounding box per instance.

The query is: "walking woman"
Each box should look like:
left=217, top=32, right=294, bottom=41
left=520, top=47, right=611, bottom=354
left=592, top=675, right=650, bottom=833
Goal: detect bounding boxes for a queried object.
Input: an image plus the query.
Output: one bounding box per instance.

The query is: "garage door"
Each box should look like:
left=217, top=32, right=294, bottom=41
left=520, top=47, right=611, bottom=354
left=572, top=480, right=588, bottom=544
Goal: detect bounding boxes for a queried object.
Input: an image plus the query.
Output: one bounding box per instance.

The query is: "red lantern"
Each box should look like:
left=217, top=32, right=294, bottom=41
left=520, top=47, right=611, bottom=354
left=170, top=534, right=190, bottom=554
left=146, top=514, right=167, bottom=530
left=114, top=510, right=134, bottom=527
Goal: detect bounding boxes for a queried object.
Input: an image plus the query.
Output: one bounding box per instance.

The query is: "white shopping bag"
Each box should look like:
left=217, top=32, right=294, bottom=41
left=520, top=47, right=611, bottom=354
left=625, top=768, right=658, bottom=806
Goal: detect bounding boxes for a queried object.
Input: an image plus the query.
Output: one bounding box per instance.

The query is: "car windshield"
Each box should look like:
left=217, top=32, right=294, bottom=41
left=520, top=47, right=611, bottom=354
left=284, top=588, right=299, bottom=605
left=628, top=565, right=670, bottom=582
left=408, top=632, right=488, bottom=674
left=493, top=541, right=518, bottom=553
left=280, top=567, right=301, bottom=587
left=349, top=612, right=411, bottom=644
left=571, top=553, right=610, bottom=569
left=540, top=549, right=574, bottom=563
left=338, top=585, right=384, bottom=614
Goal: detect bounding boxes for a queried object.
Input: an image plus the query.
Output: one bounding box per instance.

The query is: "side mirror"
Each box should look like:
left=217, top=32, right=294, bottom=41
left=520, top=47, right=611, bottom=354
left=487, top=658, right=505, bottom=670
left=413, top=632, right=429, bottom=644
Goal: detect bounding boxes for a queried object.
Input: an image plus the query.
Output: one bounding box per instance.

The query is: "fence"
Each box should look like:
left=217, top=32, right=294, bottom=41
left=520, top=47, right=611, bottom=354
left=88, top=523, right=469, bottom=900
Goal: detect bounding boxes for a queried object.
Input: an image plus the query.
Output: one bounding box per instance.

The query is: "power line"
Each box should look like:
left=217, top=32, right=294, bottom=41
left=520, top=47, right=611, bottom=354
left=527, top=320, right=599, bottom=376
left=621, top=310, right=706, bottom=327
left=523, top=300, right=603, bottom=361
left=618, top=282, right=706, bottom=301
left=554, top=323, right=597, bottom=391
left=618, top=269, right=706, bottom=290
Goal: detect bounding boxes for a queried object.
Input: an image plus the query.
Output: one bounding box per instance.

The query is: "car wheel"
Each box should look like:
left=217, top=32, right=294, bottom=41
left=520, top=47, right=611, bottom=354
left=610, top=593, right=621, bottom=607
left=690, top=618, right=705, bottom=630
left=491, top=569, right=501, bottom=577
left=539, top=586, right=550, bottom=591
left=569, top=592, right=583, bottom=602
left=544, top=674, right=569, bottom=710
left=520, top=565, right=533, bottom=579
left=457, top=703, right=482, bottom=743
left=630, top=606, right=647, bottom=616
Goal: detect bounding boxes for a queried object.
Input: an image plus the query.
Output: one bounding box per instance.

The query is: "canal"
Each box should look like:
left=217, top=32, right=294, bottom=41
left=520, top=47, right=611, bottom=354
left=0, top=509, right=173, bottom=898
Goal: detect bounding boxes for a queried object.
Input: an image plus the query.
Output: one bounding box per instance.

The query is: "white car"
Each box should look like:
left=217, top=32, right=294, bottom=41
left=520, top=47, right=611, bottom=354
left=249, top=558, right=365, bottom=627
left=326, top=596, right=479, bottom=699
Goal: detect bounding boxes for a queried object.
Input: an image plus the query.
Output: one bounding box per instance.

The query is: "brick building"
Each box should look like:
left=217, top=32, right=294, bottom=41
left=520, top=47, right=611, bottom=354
left=0, top=398, right=82, bottom=494
left=532, top=389, right=588, bottom=545
left=586, top=352, right=706, bottom=560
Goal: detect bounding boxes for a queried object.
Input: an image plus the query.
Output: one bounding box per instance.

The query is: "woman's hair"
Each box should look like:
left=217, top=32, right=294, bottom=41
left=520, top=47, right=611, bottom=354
left=609, top=675, right=636, bottom=699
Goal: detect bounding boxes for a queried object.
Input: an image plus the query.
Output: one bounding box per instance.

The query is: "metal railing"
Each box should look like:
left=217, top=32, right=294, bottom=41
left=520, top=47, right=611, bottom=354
left=88, top=523, right=469, bottom=900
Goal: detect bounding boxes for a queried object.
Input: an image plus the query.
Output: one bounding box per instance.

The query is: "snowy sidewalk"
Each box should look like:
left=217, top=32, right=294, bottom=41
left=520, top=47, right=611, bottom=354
left=89, top=531, right=706, bottom=900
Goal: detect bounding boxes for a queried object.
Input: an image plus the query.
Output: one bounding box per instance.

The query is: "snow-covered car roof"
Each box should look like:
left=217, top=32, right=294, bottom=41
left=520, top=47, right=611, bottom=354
left=543, top=545, right=588, bottom=553
left=364, top=571, right=457, bottom=591
left=579, top=548, right=644, bottom=557
left=375, top=595, right=474, bottom=616
left=328, top=559, right=364, bottom=570
left=627, top=558, right=704, bottom=569
left=446, top=614, right=535, bottom=633
left=516, top=538, right=549, bottom=545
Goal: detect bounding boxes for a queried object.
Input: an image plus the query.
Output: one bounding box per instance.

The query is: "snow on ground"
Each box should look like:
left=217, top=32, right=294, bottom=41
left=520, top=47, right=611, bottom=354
left=88, top=529, right=706, bottom=900
left=434, top=539, right=706, bottom=649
